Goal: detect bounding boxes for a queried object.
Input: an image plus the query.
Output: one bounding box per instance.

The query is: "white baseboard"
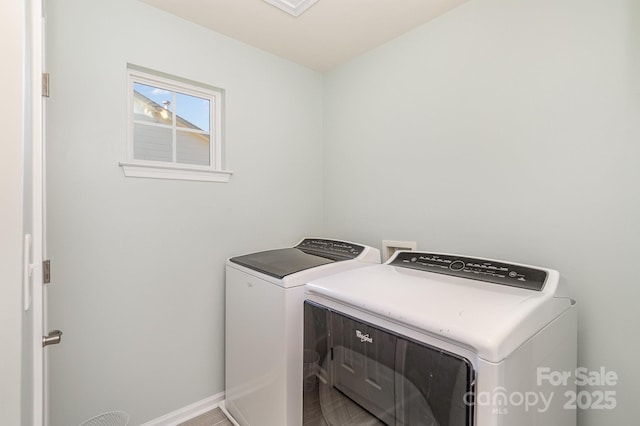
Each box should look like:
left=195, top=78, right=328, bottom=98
left=139, top=392, right=225, bottom=426
left=218, top=401, right=240, bottom=426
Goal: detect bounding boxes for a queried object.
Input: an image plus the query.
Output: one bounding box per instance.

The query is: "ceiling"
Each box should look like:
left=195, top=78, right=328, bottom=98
left=139, top=0, right=470, bottom=72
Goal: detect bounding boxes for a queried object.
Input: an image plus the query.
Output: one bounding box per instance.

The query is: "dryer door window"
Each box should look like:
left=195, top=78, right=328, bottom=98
left=332, top=314, right=397, bottom=425
left=303, top=301, right=474, bottom=426
left=395, top=339, right=472, bottom=426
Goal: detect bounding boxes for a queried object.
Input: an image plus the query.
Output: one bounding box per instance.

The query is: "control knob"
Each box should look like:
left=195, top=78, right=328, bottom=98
left=450, top=260, right=465, bottom=271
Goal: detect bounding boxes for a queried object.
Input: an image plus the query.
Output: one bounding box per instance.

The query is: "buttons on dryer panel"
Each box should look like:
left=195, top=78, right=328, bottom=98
left=390, top=251, right=548, bottom=291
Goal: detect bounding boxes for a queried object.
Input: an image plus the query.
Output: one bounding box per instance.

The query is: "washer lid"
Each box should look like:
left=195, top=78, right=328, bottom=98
left=229, top=248, right=336, bottom=279
left=228, top=239, right=366, bottom=279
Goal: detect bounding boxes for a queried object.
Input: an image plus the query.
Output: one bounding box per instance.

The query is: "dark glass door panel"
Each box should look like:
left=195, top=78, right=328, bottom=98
left=395, top=340, right=472, bottom=426
left=332, top=313, right=397, bottom=425
left=303, top=302, right=331, bottom=426
left=303, top=301, right=474, bottom=426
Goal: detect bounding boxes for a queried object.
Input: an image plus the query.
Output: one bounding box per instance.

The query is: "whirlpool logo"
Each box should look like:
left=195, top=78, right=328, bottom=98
left=355, top=330, right=373, bottom=344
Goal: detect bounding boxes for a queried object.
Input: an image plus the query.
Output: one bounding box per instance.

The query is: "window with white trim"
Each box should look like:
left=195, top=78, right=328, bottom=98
left=120, top=65, right=231, bottom=182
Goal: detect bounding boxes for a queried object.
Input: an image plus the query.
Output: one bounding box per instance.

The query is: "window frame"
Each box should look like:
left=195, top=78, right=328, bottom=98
left=120, top=65, right=232, bottom=182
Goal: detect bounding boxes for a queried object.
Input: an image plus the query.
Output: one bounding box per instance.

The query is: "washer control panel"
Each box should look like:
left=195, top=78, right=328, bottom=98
left=390, top=251, right=547, bottom=291
left=296, top=239, right=364, bottom=259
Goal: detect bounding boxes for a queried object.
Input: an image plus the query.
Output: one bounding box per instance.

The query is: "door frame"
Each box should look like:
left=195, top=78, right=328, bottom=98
left=28, top=0, right=46, bottom=424
left=0, top=0, right=45, bottom=424
left=0, top=0, right=33, bottom=424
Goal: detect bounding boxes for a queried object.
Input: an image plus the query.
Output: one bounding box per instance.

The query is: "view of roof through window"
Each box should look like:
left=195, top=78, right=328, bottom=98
left=133, top=83, right=210, bottom=132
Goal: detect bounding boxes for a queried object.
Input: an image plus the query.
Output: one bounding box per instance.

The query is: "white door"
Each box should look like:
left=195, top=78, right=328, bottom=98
left=23, top=0, right=60, bottom=424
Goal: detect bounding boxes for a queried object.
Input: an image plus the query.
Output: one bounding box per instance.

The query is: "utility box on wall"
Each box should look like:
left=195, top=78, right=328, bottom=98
left=381, top=240, right=417, bottom=262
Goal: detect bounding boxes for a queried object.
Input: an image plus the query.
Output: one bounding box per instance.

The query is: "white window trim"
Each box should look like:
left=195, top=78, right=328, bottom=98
left=120, top=65, right=232, bottom=182
left=119, top=161, right=232, bottom=182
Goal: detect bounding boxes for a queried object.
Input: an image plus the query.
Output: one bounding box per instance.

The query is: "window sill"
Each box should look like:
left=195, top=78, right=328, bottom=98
left=119, top=162, right=233, bottom=182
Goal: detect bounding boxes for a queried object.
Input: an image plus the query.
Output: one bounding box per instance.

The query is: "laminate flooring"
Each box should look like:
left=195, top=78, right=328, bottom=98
left=180, top=381, right=382, bottom=426
left=178, top=407, right=234, bottom=426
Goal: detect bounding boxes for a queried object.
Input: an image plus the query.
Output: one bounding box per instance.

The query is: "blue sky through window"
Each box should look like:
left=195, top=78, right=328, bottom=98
left=134, top=83, right=210, bottom=132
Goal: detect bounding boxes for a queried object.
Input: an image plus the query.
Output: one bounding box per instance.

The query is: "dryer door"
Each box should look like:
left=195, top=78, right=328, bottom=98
left=395, top=338, right=473, bottom=426
left=332, top=313, right=397, bottom=425
left=303, top=301, right=475, bottom=426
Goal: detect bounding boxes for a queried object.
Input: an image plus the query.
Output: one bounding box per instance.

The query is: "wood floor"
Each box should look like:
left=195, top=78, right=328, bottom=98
left=180, top=382, right=381, bottom=426
left=178, top=407, right=234, bottom=426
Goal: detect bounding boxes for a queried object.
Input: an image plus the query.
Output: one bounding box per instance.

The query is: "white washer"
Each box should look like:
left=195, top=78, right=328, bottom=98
left=304, top=250, right=577, bottom=426
left=224, top=238, right=380, bottom=426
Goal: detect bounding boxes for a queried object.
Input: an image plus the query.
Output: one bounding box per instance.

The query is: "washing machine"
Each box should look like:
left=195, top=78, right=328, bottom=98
left=223, top=238, right=381, bottom=426
left=303, top=250, right=577, bottom=425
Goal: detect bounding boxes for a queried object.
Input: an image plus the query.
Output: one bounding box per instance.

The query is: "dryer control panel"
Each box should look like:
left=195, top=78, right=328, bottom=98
left=390, top=251, right=547, bottom=291
left=296, top=238, right=365, bottom=259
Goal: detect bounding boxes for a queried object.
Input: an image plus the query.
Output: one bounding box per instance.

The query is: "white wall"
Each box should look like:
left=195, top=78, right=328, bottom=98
left=323, top=0, right=639, bottom=425
left=0, top=1, right=25, bottom=424
left=45, top=0, right=324, bottom=424
left=45, top=0, right=640, bottom=424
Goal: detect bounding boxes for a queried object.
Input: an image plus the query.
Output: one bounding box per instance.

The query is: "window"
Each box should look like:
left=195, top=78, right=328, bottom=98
left=120, top=65, right=231, bottom=182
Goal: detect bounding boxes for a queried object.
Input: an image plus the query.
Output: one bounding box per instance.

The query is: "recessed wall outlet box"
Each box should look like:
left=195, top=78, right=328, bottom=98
left=382, top=240, right=417, bottom=262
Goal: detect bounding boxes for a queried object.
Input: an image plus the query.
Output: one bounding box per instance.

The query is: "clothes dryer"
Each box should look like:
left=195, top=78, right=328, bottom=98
left=304, top=251, right=577, bottom=425
left=223, top=238, right=380, bottom=426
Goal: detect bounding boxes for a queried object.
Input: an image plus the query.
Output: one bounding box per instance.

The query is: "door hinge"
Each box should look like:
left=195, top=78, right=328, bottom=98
left=42, top=73, right=50, bottom=97
left=43, top=259, right=51, bottom=284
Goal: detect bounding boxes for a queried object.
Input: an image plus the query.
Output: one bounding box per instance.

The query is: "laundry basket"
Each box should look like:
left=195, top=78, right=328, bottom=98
left=78, top=411, right=129, bottom=426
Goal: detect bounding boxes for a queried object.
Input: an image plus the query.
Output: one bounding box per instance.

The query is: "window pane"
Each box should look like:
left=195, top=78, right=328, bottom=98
left=133, top=83, right=173, bottom=125
left=175, top=92, right=210, bottom=132
left=176, top=130, right=210, bottom=166
left=134, top=123, right=172, bottom=162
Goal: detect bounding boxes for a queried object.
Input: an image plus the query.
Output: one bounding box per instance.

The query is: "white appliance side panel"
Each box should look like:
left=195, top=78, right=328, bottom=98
left=283, top=285, right=306, bottom=426
left=474, top=306, right=578, bottom=425
left=225, top=266, right=287, bottom=426
left=502, top=305, right=577, bottom=425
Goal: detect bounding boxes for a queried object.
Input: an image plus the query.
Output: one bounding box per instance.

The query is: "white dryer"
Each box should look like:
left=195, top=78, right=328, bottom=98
left=303, top=251, right=577, bottom=426
left=224, top=238, right=380, bottom=426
